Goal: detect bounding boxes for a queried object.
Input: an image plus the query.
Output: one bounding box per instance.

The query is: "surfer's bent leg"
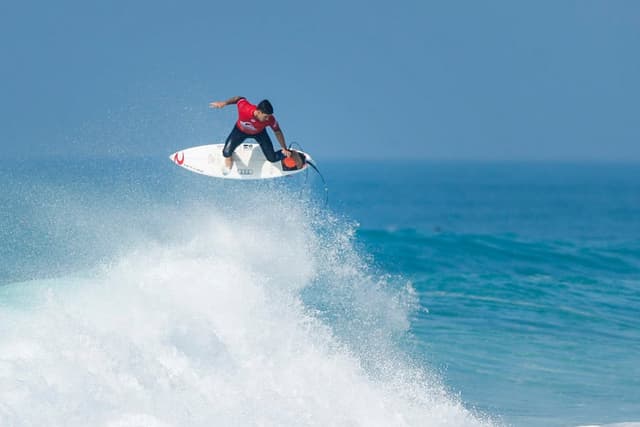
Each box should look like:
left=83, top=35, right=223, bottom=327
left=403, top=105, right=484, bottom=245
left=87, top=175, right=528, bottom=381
left=254, top=131, right=284, bottom=162
left=222, top=126, right=248, bottom=158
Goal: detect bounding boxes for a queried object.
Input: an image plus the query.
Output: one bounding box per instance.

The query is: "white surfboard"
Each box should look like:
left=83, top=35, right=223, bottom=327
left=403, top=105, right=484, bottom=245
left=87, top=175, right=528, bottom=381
left=169, top=143, right=313, bottom=180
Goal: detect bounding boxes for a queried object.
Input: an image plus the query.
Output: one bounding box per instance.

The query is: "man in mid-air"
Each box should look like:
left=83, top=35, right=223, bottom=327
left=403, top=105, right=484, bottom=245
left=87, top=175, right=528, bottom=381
left=209, top=96, right=301, bottom=172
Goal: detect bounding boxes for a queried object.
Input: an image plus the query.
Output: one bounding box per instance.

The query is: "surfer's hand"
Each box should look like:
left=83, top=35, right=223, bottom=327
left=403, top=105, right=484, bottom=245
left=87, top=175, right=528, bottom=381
left=282, top=149, right=292, bottom=157
left=209, top=101, right=225, bottom=109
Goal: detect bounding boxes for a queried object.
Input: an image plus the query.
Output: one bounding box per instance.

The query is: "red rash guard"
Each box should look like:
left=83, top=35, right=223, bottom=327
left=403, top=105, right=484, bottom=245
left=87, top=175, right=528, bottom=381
left=235, top=98, right=281, bottom=135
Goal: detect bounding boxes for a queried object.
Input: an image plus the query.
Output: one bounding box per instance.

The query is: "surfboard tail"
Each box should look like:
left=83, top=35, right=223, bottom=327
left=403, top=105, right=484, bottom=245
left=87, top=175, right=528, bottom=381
left=281, top=150, right=306, bottom=171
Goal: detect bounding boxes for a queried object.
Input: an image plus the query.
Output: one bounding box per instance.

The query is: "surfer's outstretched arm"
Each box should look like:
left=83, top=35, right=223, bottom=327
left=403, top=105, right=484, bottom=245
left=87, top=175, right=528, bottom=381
left=209, top=96, right=245, bottom=109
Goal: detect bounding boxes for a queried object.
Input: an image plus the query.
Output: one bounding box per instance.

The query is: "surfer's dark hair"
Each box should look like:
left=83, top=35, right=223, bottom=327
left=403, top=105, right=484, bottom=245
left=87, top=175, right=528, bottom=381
left=257, top=99, right=274, bottom=115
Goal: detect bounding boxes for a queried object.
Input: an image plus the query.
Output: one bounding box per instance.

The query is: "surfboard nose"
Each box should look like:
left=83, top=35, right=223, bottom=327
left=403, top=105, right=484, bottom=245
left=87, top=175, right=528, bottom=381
left=170, top=151, right=185, bottom=166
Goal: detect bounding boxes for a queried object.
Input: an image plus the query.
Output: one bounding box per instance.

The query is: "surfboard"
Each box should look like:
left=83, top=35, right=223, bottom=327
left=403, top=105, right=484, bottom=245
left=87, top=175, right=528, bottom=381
left=169, top=143, right=312, bottom=180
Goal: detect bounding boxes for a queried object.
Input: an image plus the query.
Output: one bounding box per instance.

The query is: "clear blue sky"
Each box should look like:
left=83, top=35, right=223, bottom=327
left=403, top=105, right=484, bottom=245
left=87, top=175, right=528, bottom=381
left=1, top=1, right=639, bottom=161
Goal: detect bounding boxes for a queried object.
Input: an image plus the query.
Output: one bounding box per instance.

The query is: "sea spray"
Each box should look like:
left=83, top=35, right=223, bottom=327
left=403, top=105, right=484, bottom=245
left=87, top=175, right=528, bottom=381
left=0, top=183, right=494, bottom=426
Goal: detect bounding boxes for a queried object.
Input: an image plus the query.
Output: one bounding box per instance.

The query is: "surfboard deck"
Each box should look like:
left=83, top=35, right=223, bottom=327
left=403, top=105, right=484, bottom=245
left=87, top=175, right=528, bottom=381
left=169, top=143, right=312, bottom=180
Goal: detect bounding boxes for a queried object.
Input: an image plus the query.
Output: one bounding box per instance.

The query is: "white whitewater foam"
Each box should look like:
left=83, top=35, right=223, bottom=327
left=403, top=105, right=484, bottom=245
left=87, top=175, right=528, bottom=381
left=0, top=197, right=495, bottom=426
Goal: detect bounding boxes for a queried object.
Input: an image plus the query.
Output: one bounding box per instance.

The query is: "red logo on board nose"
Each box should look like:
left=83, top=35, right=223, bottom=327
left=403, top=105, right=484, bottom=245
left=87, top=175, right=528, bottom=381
left=174, top=152, right=184, bottom=165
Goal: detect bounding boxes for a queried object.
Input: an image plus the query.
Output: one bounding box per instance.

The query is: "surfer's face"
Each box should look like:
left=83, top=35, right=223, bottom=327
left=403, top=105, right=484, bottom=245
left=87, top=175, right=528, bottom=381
left=255, top=110, right=272, bottom=122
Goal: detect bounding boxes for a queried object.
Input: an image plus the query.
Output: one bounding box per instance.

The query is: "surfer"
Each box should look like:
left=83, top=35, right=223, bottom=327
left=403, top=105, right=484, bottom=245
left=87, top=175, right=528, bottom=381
left=209, top=96, right=302, bottom=172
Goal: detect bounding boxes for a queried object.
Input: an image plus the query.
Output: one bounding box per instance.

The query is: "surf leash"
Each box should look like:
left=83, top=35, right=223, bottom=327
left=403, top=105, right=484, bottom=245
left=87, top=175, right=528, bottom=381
left=289, top=142, right=329, bottom=207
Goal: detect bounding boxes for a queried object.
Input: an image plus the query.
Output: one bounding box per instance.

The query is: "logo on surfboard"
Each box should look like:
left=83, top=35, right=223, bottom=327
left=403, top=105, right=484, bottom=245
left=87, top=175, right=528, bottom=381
left=173, top=152, right=185, bottom=165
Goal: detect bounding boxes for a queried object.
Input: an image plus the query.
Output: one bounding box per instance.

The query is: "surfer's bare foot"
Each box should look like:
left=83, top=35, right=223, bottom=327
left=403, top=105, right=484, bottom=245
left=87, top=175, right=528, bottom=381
left=221, top=157, right=233, bottom=175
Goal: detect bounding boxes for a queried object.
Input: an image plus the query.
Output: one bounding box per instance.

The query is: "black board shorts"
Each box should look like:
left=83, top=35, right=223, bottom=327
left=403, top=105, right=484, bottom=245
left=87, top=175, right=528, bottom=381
left=222, top=125, right=284, bottom=163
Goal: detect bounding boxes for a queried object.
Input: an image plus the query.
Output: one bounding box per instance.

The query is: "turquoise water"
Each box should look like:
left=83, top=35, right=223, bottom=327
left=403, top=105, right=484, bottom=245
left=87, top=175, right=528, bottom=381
left=328, top=162, right=640, bottom=426
left=1, top=158, right=639, bottom=426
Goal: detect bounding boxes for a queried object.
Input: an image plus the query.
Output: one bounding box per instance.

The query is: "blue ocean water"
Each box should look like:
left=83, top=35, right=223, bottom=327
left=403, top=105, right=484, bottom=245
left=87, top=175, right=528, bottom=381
left=1, top=157, right=639, bottom=426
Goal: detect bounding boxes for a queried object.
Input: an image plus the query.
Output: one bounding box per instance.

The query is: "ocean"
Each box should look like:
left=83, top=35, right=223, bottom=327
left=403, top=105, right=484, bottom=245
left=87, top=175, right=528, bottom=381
left=1, top=157, right=638, bottom=427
